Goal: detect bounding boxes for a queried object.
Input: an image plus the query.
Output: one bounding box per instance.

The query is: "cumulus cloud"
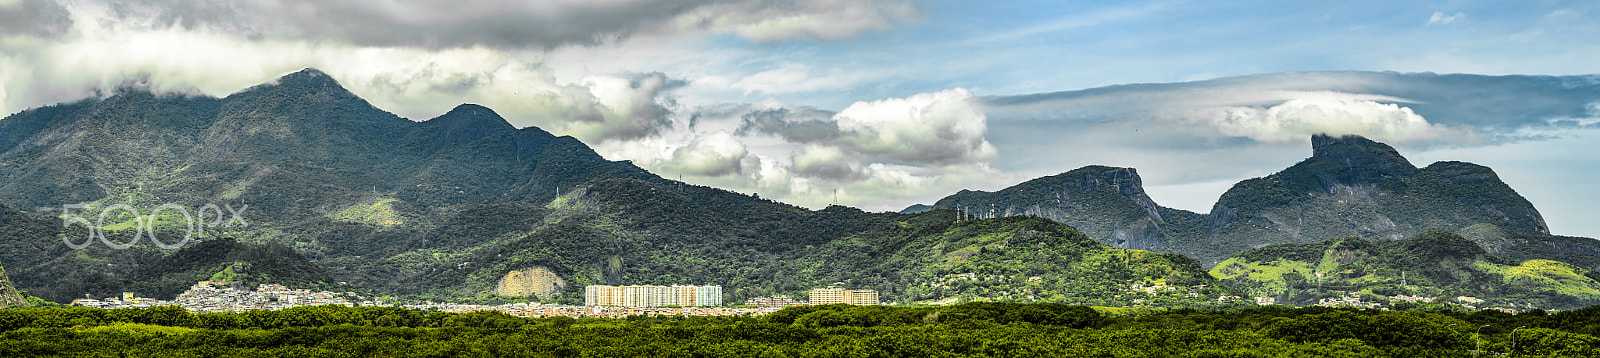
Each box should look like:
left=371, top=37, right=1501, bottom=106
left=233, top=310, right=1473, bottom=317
left=586, top=90, right=1010, bottom=211
left=541, top=72, right=686, bottom=142
left=734, top=106, right=839, bottom=142
left=1200, top=96, right=1463, bottom=143
left=732, top=93, right=1004, bottom=167
left=832, top=88, right=998, bottom=165
left=1428, top=11, right=1465, bottom=25
left=790, top=144, right=864, bottom=181
left=666, top=131, right=748, bottom=176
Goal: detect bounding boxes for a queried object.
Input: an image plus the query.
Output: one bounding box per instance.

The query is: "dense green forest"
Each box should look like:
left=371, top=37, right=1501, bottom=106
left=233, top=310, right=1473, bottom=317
left=2, top=303, right=1599, bottom=357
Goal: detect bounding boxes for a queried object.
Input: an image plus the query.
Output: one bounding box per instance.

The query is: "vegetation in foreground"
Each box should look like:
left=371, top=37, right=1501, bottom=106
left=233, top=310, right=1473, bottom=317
left=3, top=303, right=1600, bottom=357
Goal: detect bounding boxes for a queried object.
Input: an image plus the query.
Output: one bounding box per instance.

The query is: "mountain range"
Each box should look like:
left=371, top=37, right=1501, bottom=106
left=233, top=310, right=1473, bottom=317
left=1, top=68, right=1597, bottom=309
left=0, top=69, right=1227, bottom=306
left=908, top=134, right=1600, bottom=270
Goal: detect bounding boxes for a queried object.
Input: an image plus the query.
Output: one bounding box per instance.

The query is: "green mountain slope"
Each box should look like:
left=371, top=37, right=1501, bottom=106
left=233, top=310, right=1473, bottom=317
left=121, top=237, right=334, bottom=300
left=0, top=69, right=669, bottom=302
left=1457, top=223, right=1600, bottom=270
left=1211, top=231, right=1600, bottom=309
left=1200, top=134, right=1554, bottom=264
left=382, top=178, right=1236, bottom=305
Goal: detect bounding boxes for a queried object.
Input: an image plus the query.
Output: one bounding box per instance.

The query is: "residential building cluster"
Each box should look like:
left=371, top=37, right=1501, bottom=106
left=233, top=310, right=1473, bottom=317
left=70, top=281, right=373, bottom=312
left=407, top=302, right=780, bottom=318
left=1314, top=292, right=1381, bottom=309
left=744, top=295, right=806, bottom=307
left=809, top=288, right=879, bottom=305
left=584, top=285, right=723, bottom=307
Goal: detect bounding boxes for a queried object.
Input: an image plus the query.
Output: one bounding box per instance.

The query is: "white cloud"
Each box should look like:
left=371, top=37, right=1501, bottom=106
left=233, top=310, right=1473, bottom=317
left=790, top=144, right=863, bottom=180
left=833, top=88, right=998, bottom=165
left=589, top=90, right=1011, bottom=212
left=666, top=131, right=748, bottom=176
left=1428, top=11, right=1465, bottom=26
left=1201, top=96, right=1463, bottom=143
left=0, top=3, right=693, bottom=147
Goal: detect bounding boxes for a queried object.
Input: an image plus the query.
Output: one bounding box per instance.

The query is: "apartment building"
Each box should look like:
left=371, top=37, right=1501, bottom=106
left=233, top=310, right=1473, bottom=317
left=585, top=285, right=722, bottom=307
left=808, top=288, right=880, bottom=305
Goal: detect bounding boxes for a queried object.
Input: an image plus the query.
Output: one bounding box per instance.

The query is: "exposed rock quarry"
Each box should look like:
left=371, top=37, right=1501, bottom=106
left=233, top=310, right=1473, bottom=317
left=494, top=266, right=565, bottom=300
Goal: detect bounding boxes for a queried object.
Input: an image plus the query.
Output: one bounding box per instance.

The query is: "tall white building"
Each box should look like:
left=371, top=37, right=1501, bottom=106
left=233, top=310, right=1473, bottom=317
left=585, top=285, right=722, bottom=307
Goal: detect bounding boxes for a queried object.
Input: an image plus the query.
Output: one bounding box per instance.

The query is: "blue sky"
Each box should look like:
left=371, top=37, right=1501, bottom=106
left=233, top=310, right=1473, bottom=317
left=1, top=0, right=1597, bottom=237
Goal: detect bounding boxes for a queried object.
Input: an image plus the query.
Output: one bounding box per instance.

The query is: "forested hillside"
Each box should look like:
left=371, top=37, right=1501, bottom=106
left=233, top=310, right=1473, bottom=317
left=1212, top=231, right=1600, bottom=310
left=370, top=176, right=1236, bottom=305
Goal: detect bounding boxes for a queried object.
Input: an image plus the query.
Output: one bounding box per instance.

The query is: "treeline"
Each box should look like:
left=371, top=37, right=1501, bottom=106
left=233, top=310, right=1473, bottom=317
left=4, top=303, right=1600, bottom=357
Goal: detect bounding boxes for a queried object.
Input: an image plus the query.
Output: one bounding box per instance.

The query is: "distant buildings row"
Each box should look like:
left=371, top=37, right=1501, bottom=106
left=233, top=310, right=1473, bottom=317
left=744, top=295, right=806, bottom=307
left=583, top=285, right=881, bottom=307
left=809, top=288, right=879, bottom=305
left=71, top=281, right=375, bottom=312
left=584, top=285, right=723, bottom=307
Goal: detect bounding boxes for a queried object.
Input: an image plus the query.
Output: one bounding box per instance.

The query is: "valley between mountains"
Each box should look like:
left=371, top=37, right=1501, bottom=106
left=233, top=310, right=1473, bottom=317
left=3, top=69, right=1599, bottom=310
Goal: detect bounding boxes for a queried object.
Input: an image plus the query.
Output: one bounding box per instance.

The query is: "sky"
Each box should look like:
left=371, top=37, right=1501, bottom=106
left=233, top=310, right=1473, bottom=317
left=1, top=0, right=1598, bottom=237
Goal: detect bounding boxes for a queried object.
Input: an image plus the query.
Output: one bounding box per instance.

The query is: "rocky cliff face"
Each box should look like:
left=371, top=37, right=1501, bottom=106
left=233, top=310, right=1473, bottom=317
left=494, top=266, right=566, bottom=300
left=0, top=263, right=29, bottom=307
left=920, top=166, right=1205, bottom=251
left=1307, top=134, right=1418, bottom=190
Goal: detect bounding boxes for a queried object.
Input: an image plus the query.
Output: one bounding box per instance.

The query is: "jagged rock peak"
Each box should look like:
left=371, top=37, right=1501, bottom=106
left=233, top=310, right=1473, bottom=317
left=1305, top=133, right=1417, bottom=187
left=1310, top=134, right=1416, bottom=169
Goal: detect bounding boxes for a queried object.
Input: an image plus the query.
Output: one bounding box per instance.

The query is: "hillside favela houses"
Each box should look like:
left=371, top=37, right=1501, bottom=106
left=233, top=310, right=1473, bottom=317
left=808, top=288, right=880, bottom=305
left=584, top=285, right=723, bottom=307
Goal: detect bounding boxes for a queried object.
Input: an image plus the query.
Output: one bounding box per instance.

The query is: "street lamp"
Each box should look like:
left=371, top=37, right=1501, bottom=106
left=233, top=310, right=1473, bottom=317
left=1512, top=326, right=1528, bottom=354
left=1475, top=325, right=1491, bottom=357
